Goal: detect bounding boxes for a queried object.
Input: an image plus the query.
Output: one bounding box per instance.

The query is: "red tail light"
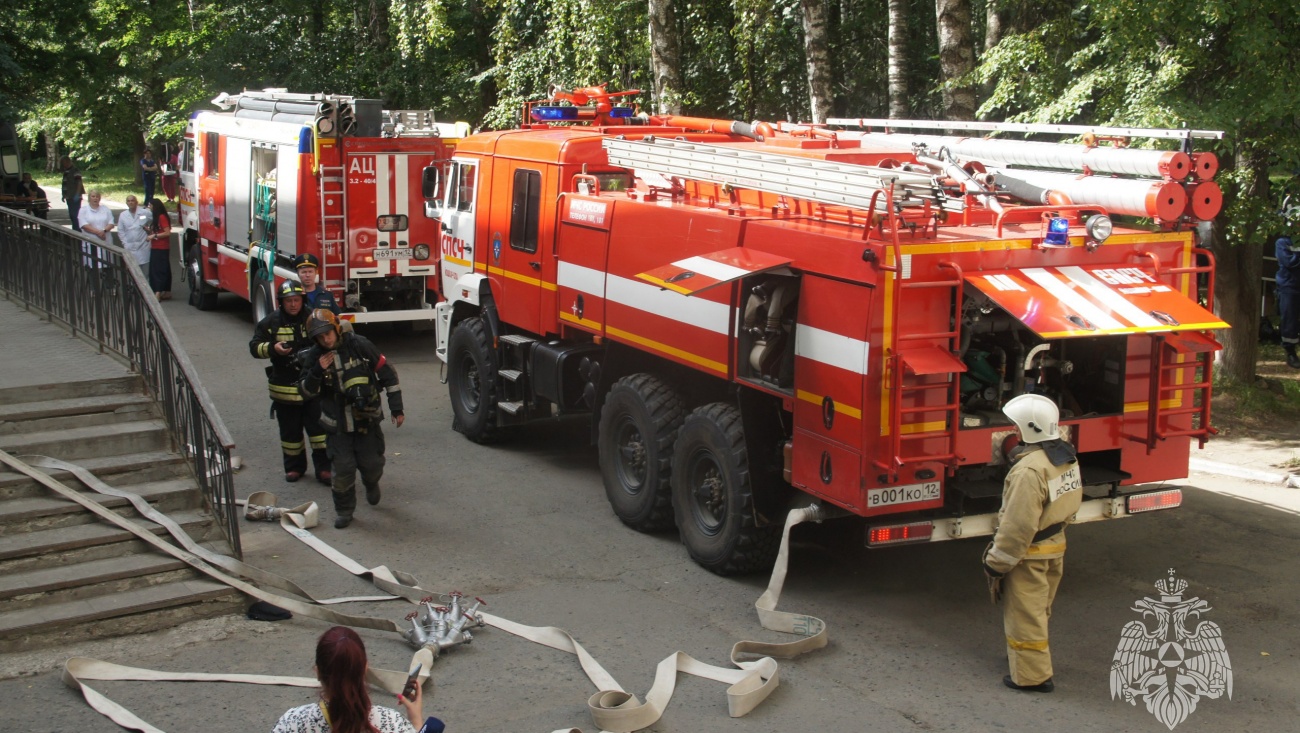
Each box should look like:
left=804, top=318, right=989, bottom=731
left=867, top=522, right=934, bottom=547
left=1126, top=489, right=1183, bottom=514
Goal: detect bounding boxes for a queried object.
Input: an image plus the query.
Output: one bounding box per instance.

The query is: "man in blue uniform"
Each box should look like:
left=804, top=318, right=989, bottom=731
left=293, top=253, right=340, bottom=315
left=1275, top=233, right=1300, bottom=368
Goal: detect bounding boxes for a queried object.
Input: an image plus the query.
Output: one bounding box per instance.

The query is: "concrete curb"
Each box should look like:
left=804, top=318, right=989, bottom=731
left=1189, top=457, right=1300, bottom=488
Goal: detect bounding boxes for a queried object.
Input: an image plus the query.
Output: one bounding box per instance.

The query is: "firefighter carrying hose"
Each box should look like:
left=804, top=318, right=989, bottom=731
left=298, top=309, right=404, bottom=528
left=982, top=394, right=1082, bottom=693
left=249, top=281, right=332, bottom=484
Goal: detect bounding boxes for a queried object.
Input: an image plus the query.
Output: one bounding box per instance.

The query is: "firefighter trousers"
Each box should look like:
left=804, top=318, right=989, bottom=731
left=1003, top=556, right=1064, bottom=686
left=273, top=402, right=330, bottom=476
left=327, top=424, right=386, bottom=517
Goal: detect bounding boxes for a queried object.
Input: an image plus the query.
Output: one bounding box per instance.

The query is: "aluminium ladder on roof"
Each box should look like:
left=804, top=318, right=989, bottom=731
left=601, top=137, right=963, bottom=214
left=825, top=118, right=1225, bottom=141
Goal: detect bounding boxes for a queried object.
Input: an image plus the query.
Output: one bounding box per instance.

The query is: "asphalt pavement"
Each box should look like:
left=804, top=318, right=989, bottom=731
left=1, top=252, right=1298, bottom=732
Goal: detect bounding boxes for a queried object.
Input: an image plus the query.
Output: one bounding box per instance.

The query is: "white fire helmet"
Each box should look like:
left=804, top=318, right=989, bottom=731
left=1002, top=394, right=1060, bottom=444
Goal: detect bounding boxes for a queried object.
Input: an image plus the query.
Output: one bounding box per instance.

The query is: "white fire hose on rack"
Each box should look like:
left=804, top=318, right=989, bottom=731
left=0, top=449, right=832, bottom=733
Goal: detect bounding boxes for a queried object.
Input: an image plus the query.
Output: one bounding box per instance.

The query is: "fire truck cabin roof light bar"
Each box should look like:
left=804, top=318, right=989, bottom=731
left=826, top=118, right=1224, bottom=141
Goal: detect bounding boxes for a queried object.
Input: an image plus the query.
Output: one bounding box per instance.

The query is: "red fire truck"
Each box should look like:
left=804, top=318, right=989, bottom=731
left=425, top=89, right=1227, bottom=574
left=178, top=90, right=468, bottom=324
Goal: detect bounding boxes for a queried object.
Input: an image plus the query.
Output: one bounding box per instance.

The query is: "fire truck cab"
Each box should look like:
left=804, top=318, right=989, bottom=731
left=179, top=90, right=468, bottom=324
left=427, top=97, right=1227, bottom=575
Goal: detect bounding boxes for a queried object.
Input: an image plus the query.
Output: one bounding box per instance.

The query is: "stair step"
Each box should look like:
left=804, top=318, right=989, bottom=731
left=0, top=392, right=156, bottom=423
left=0, top=478, right=200, bottom=534
left=499, top=334, right=537, bottom=346
left=0, top=376, right=141, bottom=406
left=0, top=394, right=158, bottom=435
left=499, top=369, right=522, bottom=383
left=0, top=509, right=213, bottom=570
left=498, top=400, right=525, bottom=416
left=0, top=553, right=189, bottom=608
left=0, top=419, right=171, bottom=461
left=0, top=450, right=190, bottom=500
left=0, top=579, right=243, bottom=652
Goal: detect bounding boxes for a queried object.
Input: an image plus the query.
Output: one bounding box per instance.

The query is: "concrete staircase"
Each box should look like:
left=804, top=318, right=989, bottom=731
left=0, top=375, right=243, bottom=652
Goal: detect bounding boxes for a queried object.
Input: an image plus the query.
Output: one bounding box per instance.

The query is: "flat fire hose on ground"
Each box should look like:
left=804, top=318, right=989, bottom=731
left=0, top=450, right=830, bottom=732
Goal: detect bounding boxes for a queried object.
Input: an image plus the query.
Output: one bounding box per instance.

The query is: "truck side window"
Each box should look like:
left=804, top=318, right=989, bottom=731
left=456, top=164, right=476, bottom=212
left=444, top=163, right=460, bottom=210
left=205, top=132, right=219, bottom=178
left=182, top=139, right=195, bottom=174
left=509, top=168, right=541, bottom=254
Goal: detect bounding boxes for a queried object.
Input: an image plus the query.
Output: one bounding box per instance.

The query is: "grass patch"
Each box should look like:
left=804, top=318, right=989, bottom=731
left=25, top=157, right=143, bottom=205
left=1211, top=368, right=1300, bottom=437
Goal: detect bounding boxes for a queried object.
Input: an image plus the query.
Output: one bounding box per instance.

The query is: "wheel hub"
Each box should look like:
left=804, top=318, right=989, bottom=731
left=615, top=419, right=647, bottom=490
left=460, top=356, right=481, bottom=410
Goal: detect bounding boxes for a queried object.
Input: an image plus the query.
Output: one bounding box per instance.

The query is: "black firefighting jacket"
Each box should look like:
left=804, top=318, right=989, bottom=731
left=249, top=305, right=313, bottom=404
left=297, top=332, right=402, bottom=433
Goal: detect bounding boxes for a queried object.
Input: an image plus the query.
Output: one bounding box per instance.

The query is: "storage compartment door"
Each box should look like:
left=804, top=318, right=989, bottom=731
left=966, top=266, right=1228, bottom=338
left=224, top=137, right=252, bottom=249
left=276, top=144, right=299, bottom=255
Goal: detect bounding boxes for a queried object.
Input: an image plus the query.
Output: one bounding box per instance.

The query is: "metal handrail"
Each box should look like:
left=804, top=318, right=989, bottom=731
left=0, top=207, right=241, bottom=557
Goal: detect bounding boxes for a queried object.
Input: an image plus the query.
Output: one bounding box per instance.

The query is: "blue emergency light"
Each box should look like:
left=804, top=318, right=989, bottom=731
left=531, top=106, right=579, bottom=121
left=1044, top=217, right=1071, bottom=246
left=608, top=106, right=634, bottom=118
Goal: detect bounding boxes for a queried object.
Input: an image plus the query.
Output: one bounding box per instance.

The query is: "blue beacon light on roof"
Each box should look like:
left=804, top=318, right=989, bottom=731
left=1044, top=217, right=1071, bottom=247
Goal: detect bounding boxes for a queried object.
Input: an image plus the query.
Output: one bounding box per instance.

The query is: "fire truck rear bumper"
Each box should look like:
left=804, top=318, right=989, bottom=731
left=865, top=486, right=1184, bottom=547
left=340, top=308, right=436, bottom=324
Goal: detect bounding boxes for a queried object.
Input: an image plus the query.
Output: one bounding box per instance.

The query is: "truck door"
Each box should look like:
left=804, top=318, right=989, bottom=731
left=439, top=159, right=479, bottom=300
left=791, top=276, right=873, bottom=512
left=491, top=163, right=549, bottom=333
left=179, top=130, right=198, bottom=234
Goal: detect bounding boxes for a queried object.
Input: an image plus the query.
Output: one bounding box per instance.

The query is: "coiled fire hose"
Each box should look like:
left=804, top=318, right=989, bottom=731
left=0, top=450, right=831, bottom=732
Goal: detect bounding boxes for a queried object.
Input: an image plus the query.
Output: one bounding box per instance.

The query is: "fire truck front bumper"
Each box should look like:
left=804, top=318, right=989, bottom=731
left=340, top=308, right=436, bottom=325
left=864, top=486, right=1184, bottom=547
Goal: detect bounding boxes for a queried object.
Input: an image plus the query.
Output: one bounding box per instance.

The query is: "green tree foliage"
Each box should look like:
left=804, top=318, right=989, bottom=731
left=977, top=0, right=1300, bottom=381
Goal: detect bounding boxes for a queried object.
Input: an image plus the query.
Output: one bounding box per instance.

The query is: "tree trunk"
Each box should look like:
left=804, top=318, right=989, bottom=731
left=934, top=0, right=976, bottom=119
left=648, top=0, right=682, bottom=115
left=43, top=129, right=58, bottom=173
left=887, top=0, right=909, bottom=118
left=1210, top=143, right=1269, bottom=384
left=800, top=0, right=833, bottom=123
left=985, top=0, right=1005, bottom=52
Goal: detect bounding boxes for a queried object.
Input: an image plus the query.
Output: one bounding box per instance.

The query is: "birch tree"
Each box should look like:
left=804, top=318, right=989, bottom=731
left=934, top=0, right=975, bottom=119
left=887, top=0, right=909, bottom=118
left=800, top=0, right=833, bottom=123
left=649, top=0, right=682, bottom=114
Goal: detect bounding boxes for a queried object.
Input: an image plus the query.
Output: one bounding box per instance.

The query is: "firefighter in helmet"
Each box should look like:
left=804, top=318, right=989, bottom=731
left=298, top=309, right=404, bottom=528
left=293, top=253, right=340, bottom=315
left=982, top=394, right=1082, bottom=693
left=249, top=280, right=332, bottom=483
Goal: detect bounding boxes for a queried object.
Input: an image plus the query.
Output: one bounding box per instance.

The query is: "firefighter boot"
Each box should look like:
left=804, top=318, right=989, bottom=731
left=332, top=478, right=357, bottom=529
left=1286, top=343, right=1300, bottom=369
left=365, top=482, right=382, bottom=506
left=310, top=434, right=332, bottom=485
left=1003, top=676, right=1054, bottom=693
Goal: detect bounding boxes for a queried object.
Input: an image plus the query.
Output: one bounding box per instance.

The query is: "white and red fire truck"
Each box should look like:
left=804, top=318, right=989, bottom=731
left=423, top=88, right=1227, bottom=575
left=178, top=89, right=469, bottom=324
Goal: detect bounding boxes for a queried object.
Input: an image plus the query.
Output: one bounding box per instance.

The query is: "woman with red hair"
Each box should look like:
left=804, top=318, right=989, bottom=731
left=272, top=626, right=423, bottom=733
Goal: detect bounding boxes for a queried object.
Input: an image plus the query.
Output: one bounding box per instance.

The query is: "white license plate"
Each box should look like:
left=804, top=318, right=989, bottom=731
left=866, top=481, right=941, bottom=508
left=372, top=248, right=413, bottom=260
